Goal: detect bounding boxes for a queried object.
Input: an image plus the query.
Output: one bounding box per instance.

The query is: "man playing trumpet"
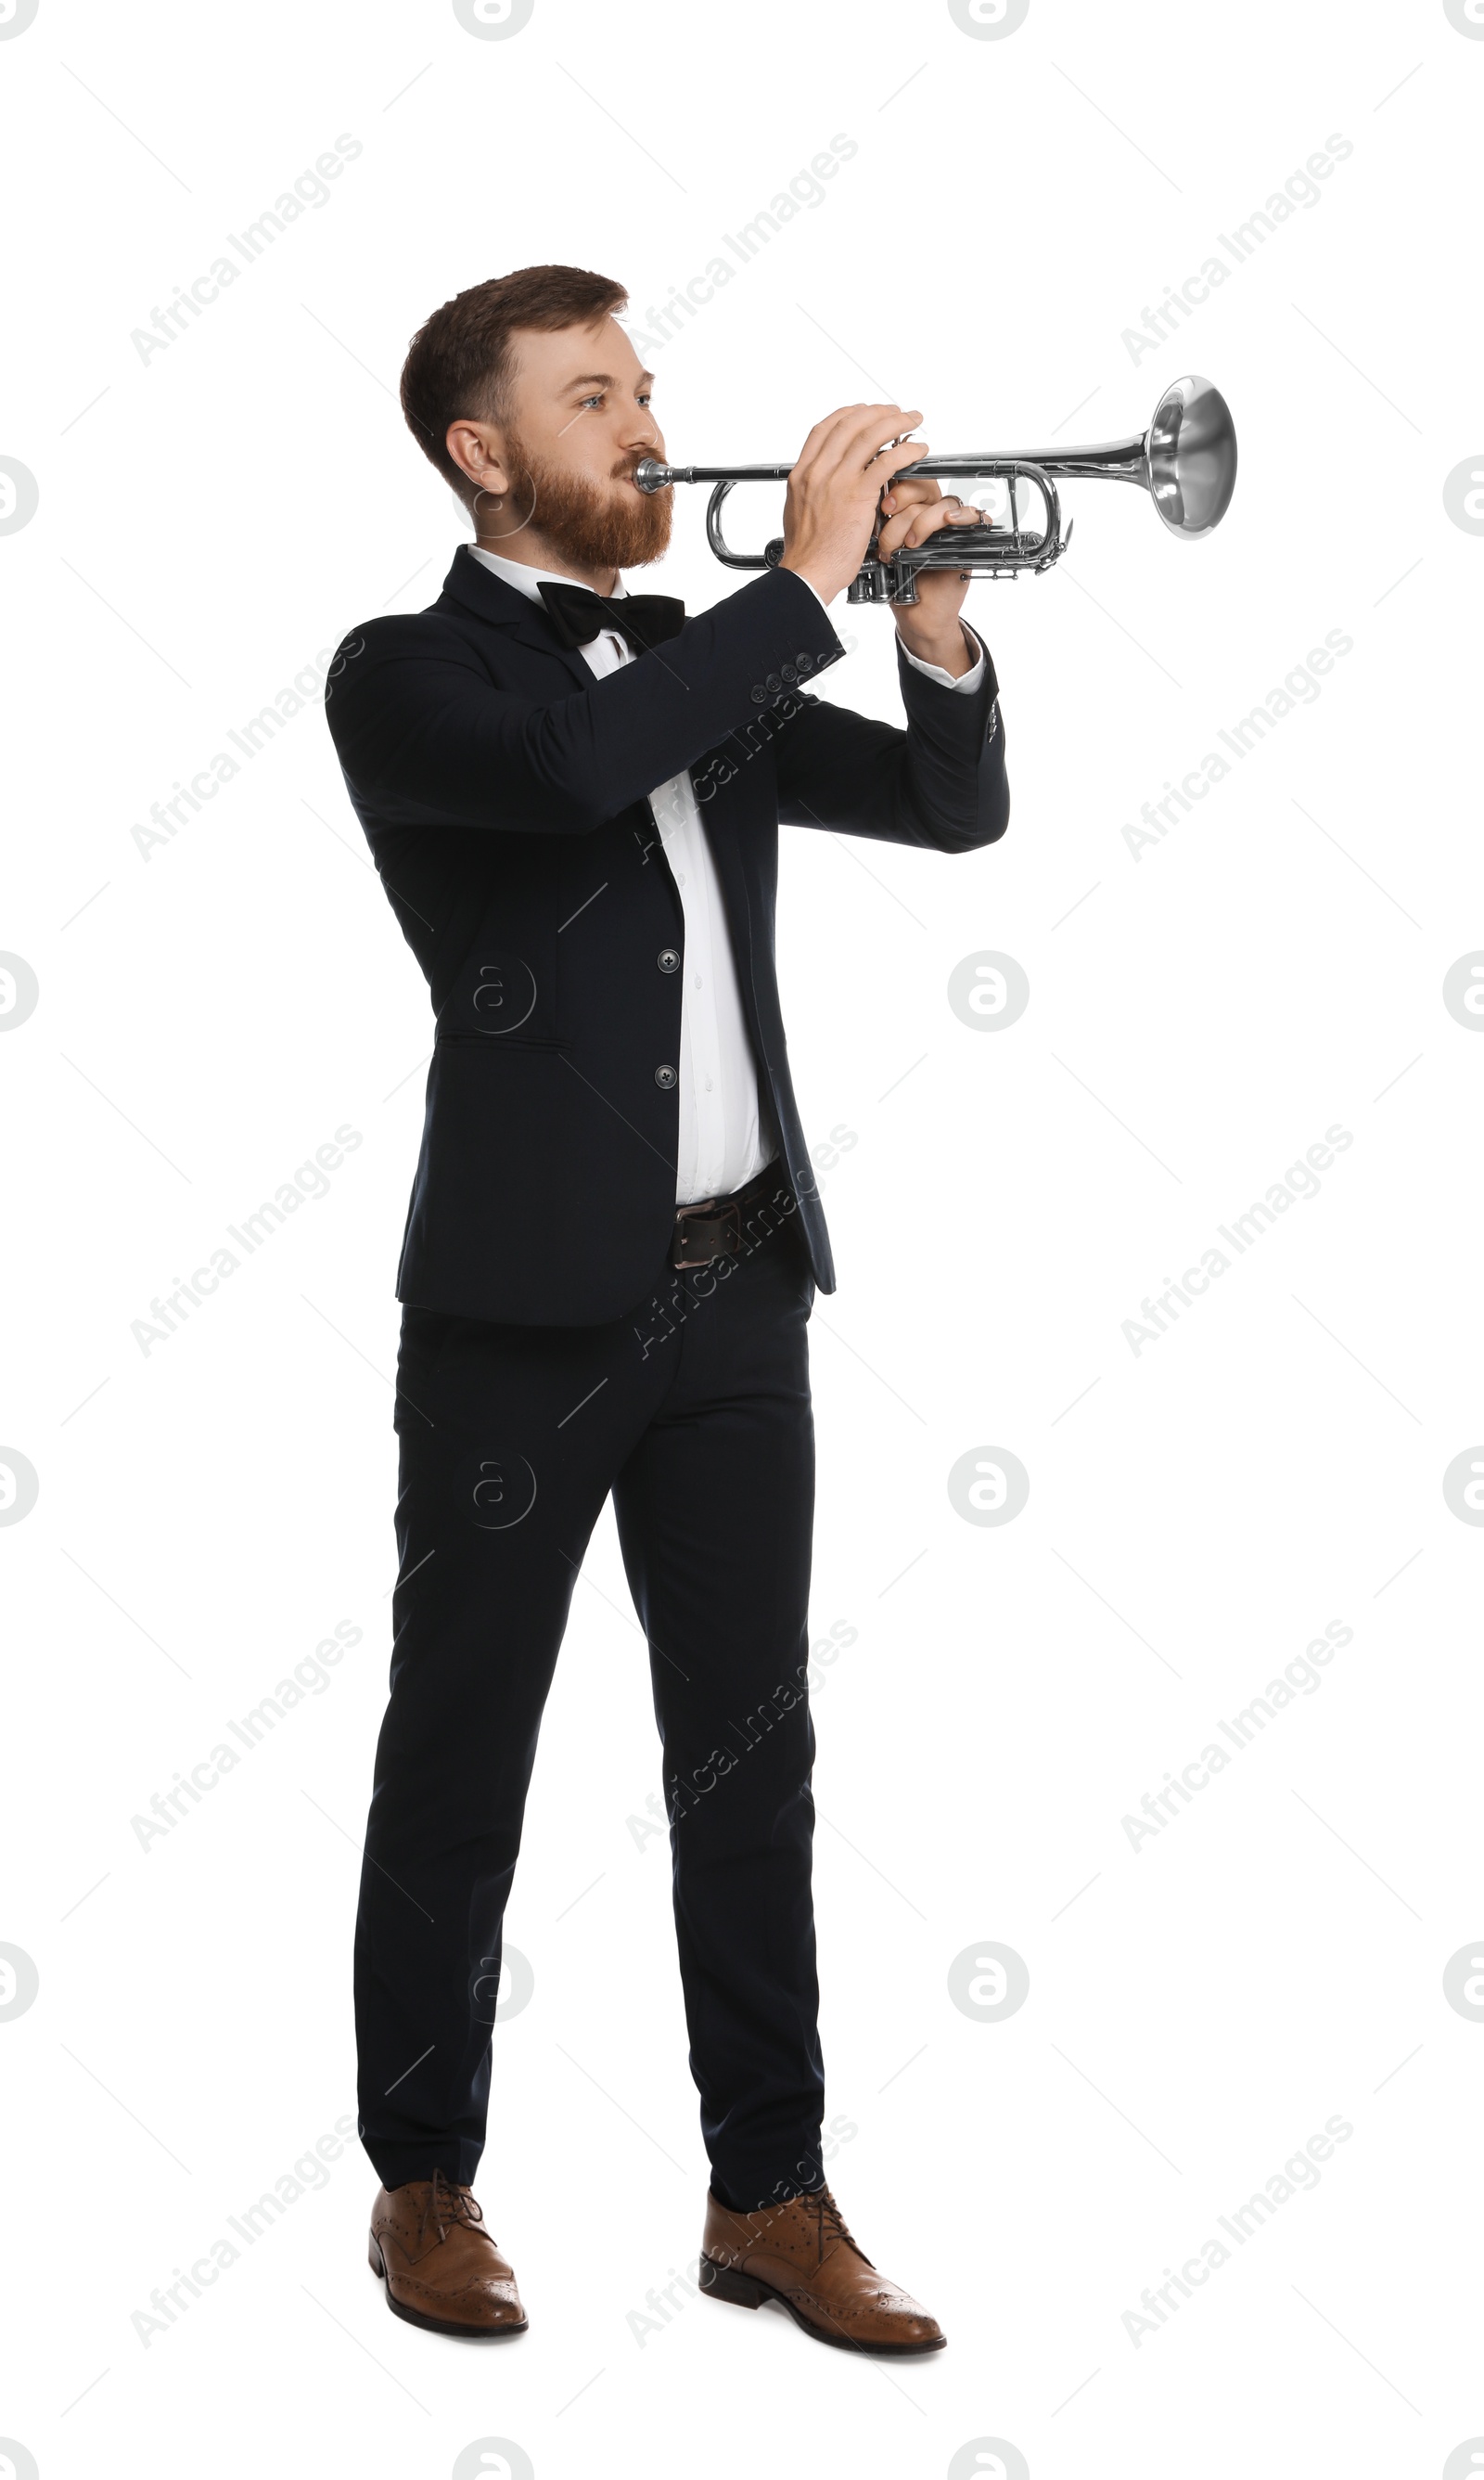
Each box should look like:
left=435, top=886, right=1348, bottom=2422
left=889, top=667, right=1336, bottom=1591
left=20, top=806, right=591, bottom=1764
left=324, top=262, right=1008, bottom=2354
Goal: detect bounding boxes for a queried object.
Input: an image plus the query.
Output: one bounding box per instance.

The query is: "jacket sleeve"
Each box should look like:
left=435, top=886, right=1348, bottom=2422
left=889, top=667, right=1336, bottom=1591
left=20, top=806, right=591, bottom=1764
left=772, top=635, right=1009, bottom=854
left=324, top=566, right=843, bottom=836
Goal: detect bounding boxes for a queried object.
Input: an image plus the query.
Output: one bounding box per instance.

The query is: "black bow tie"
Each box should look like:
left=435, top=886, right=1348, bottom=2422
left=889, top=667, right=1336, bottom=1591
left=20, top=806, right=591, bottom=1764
left=537, top=577, right=685, bottom=658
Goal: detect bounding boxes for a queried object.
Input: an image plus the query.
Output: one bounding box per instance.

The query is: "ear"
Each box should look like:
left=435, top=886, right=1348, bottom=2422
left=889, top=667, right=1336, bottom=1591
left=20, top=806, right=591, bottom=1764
left=445, top=418, right=509, bottom=498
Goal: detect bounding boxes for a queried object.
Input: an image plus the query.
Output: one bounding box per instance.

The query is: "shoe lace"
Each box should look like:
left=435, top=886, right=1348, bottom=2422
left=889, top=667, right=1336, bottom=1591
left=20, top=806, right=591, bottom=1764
left=803, top=2184, right=872, bottom=2269
left=419, top=2167, right=486, bottom=2247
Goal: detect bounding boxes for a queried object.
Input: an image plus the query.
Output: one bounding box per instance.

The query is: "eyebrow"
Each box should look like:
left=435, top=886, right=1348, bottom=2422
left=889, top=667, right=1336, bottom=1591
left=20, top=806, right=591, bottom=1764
left=563, top=371, right=655, bottom=391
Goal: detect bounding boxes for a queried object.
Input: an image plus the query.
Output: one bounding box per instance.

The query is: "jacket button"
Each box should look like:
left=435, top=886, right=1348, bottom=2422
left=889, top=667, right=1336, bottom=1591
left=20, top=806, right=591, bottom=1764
left=658, top=948, right=680, bottom=973
left=655, top=1063, right=677, bottom=1089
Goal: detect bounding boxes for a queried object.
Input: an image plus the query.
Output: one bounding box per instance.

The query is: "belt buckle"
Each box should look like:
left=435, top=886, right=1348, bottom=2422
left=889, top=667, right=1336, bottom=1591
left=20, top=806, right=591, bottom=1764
left=672, top=1196, right=738, bottom=1270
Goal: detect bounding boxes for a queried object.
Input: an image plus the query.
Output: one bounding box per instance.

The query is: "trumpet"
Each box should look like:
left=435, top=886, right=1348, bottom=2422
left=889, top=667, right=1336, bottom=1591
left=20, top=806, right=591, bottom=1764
left=633, top=374, right=1237, bottom=603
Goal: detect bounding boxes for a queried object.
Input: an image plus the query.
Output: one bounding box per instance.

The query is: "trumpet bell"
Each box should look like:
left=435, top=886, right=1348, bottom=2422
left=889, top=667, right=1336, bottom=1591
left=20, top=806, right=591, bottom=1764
left=1145, top=374, right=1237, bottom=538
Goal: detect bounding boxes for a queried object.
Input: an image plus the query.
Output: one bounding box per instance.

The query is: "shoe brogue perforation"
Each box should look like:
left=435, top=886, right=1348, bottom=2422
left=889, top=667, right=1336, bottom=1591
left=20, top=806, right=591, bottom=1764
left=368, top=2176, right=527, bottom=2341
left=697, top=2180, right=944, bottom=2357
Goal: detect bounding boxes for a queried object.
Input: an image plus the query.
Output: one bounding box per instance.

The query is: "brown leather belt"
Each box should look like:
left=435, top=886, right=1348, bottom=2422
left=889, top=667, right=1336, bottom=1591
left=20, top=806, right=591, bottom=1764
left=670, top=1159, right=798, bottom=1270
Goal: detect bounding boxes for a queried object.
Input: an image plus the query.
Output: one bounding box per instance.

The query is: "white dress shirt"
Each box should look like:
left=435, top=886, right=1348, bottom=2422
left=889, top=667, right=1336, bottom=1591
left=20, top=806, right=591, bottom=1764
left=469, top=542, right=986, bottom=1204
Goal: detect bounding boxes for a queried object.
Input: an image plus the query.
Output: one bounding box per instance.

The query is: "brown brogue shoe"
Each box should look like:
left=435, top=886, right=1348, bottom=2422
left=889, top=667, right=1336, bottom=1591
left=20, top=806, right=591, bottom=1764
left=699, top=2181, right=944, bottom=2355
left=368, top=2170, right=527, bottom=2338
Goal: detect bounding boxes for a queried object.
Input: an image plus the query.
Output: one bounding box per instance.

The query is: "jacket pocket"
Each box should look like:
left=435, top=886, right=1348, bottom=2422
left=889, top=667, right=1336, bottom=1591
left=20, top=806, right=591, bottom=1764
left=434, top=1028, right=570, bottom=1056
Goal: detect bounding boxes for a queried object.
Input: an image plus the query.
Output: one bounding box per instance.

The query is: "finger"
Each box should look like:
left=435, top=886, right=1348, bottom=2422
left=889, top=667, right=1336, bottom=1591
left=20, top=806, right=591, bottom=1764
left=796, top=405, right=915, bottom=475
left=911, top=502, right=985, bottom=546
left=879, top=477, right=944, bottom=513
left=791, top=404, right=869, bottom=470
left=876, top=496, right=928, bottom=555
left=879, top=440, right=936, bottom=490
left=821, top=406, right=924, bottom=481
left=878, top=487, right=971, bottom=542
left=877, top=497, right=982, bottom=557
left=863, top=417, right=927, bottom=475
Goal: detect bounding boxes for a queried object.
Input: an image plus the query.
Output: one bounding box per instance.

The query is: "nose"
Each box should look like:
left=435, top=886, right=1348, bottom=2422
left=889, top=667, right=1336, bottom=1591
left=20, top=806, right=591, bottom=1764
left=620, top=406, right=659, bottom=456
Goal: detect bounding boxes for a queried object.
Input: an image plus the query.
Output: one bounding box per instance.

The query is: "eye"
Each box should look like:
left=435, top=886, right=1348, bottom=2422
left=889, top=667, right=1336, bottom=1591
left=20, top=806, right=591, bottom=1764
left=578, top=391, right=605, bottom=410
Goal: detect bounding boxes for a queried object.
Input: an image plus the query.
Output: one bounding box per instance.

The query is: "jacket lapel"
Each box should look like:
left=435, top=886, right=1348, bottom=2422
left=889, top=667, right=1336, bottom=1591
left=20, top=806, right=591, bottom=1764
left=439, top=544, right=599, bottom=693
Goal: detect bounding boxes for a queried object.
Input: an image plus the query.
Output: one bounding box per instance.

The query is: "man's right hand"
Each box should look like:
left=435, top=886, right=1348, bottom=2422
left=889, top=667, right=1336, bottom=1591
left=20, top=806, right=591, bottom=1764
left=777, top=404, right=926, bottom=606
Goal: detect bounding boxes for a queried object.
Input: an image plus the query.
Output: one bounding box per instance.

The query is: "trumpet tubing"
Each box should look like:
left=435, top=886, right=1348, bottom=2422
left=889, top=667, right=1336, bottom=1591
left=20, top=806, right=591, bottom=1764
left=633, top=374, right=1237, bottom=601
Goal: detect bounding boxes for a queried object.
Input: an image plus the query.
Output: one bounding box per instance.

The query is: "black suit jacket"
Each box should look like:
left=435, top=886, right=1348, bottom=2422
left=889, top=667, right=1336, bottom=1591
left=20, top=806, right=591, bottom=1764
left=324, top=546, right=1009, bottom=1325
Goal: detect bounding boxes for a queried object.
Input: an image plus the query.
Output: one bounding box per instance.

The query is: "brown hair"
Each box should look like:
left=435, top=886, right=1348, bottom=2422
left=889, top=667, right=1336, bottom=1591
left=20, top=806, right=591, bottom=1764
left=400, top=264, right=628, bottom=507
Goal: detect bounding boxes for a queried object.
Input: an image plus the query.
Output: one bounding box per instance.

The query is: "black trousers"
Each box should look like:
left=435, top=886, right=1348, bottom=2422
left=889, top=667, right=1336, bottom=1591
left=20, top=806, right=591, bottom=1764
left=353, top=1190, right=825, bottom=2214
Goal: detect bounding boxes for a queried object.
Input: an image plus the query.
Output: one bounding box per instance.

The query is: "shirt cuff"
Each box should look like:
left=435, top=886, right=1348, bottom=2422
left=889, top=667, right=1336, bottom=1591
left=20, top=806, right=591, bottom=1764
left=898, top=622, right=987, bottom=694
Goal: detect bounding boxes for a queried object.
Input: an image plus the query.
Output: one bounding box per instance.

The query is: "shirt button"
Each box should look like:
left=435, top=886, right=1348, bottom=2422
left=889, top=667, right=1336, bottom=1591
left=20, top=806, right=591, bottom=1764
left=676, top=871, right=686, bottom=886
left=658, top=948, right=680, bottom=973
left=655, top=1063, right=677, bottom=1089
left=705, top=1077, right=713, bottom=1092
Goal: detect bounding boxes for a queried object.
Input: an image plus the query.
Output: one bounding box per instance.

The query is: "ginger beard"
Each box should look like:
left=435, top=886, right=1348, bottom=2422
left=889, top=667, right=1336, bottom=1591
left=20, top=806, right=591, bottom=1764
left=478, top=427, right=672, bottom=572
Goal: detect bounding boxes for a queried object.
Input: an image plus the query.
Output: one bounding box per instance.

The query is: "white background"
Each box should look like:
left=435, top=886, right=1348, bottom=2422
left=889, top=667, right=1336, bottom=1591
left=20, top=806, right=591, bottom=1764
left=3, top=2, right=1481, bottom=2474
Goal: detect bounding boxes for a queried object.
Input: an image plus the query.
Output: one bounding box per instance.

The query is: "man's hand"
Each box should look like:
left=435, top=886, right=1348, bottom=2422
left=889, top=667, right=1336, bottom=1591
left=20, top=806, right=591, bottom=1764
left=777, top=404, right=928, bottom=607
left=877, top=475, right=986, bottom=675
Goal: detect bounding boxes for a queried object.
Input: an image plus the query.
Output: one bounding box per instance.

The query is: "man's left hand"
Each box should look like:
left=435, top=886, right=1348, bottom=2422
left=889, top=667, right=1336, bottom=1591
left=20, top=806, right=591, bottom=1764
left=876, top=475, right=985, bottom=675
